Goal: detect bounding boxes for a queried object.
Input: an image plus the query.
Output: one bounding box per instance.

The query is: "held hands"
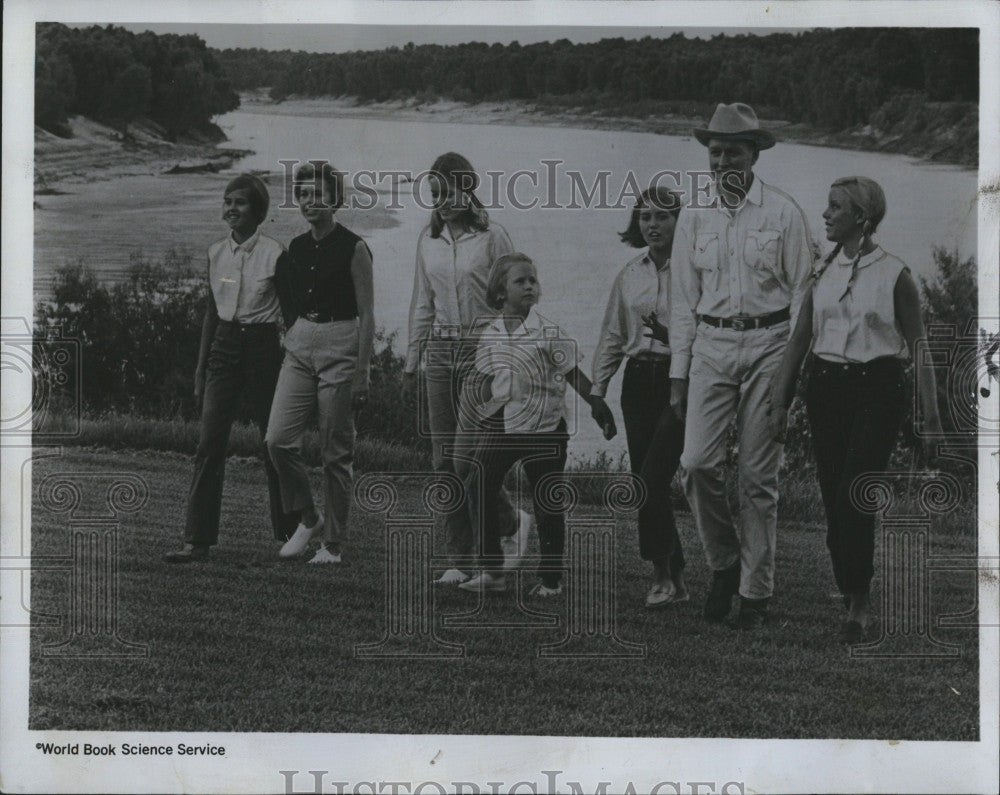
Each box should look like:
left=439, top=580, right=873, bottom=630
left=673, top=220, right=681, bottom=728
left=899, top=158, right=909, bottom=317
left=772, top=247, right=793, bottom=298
left=590, top=396, right=618, bottom=440
left=641, top=312, right=670, bottom=346
left=352, top=386, right=369, bottom=413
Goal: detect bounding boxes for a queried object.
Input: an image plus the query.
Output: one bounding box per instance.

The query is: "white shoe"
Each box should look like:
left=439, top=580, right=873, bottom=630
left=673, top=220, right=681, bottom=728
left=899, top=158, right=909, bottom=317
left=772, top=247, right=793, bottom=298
left=529, top=583, right=563, bottom=598
left=458, top=571, right=507, bottom=593
left=279, top=515, right=322, bottom=558
left=434, top=568, right=469, bottom=585
left=308, top=546, right=342, bottom=564
left=502, top=509, right=533, bottom=571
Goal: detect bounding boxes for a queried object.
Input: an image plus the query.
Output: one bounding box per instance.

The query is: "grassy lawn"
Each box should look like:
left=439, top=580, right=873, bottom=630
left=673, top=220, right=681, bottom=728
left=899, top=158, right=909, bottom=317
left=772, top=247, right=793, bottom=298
left=29, top=449, right=979, bottom=739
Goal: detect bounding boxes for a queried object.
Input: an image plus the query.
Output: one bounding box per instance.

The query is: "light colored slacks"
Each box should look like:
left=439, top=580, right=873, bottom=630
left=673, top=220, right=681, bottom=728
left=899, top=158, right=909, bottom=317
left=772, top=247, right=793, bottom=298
left=266, top=318, right=358, bottom=551
left=680, top=321, right=788, bottom=600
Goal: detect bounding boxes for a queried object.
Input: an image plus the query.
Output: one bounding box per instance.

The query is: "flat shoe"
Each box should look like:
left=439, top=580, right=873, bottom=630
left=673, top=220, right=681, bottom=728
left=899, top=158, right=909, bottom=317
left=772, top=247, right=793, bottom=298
left=457, top=572, right=507, bottom=593
left=308, top=546, right=342, bottom=564
left=839, top=619, right=866, bottom=644
left=164, top=545, right=208, bottom=563
left=645, top=582, right=677, bottom=608
left=434, top=568, right=469, bottom=585
left=279, top=515, right=323, bottom=558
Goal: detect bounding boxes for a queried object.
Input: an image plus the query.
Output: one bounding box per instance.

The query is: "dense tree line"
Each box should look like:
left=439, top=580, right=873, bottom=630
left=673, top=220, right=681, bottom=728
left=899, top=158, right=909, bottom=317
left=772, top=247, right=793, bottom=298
left=36, top=23, right=239, bottom=139
left=214, top=28, right=977, bottom=131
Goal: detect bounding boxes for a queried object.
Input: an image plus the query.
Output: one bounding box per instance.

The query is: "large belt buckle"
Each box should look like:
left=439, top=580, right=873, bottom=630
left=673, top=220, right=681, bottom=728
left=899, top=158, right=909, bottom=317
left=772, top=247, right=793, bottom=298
left=731, top=316, right=747, bottom=331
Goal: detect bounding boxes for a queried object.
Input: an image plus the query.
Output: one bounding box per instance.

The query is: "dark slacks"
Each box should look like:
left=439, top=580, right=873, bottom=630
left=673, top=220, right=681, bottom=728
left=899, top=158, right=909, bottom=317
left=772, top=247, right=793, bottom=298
left=469, top=415, right=569, bottom=587
left=620, top=357, right=686, bottom=577
left=806, top=356, right=906, bottom=594
left=184, top=320, right=298, bottom=546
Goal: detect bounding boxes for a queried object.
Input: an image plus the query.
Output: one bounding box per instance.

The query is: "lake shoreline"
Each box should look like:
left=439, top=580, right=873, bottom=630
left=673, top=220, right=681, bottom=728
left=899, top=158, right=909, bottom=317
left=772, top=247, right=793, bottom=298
left=35, top=90, right=975, bottom=193
left=239, top=91, right=976, bottom=169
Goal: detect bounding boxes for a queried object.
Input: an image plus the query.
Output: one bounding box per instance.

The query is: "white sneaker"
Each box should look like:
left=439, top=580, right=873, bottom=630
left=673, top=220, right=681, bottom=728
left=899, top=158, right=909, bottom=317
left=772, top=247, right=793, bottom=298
left=502, top=509, right=533, bottom=570
left=457, top=571, right=507, bottom=593
left=529, top=583, right=563, bottom=598
left=434, top=568, right=469, bottom=585
left=279, top=515, right=322, bottom=558
left=308, top=546, right=342, bottom=564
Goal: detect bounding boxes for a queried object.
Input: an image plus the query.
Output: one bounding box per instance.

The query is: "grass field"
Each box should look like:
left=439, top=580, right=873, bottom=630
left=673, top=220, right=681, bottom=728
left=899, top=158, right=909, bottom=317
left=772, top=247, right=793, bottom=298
left=28, top=448, right=979, bottom=739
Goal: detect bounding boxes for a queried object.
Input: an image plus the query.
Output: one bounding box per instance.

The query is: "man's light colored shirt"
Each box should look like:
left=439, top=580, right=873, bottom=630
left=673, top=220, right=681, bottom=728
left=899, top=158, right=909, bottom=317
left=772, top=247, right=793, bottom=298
left=208, top=228, right=283, bottom=324
left=591, top=251, right=672, bottom=398
left=669, top=177, right=815, bottom=379
left=405, top=224, right=514, bottom=373
left=475, top=306, right=582, bottom=433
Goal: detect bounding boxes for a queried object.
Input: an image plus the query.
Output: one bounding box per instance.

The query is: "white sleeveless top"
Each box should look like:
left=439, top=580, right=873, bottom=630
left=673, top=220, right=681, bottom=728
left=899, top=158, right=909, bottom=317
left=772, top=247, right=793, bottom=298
left=811, top=246, right=908, bottom=364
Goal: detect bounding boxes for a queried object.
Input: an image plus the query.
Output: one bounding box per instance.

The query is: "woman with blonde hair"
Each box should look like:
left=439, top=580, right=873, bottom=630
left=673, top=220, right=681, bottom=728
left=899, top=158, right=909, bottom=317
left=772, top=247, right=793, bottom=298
left=771, top=176, right=944, bottom=643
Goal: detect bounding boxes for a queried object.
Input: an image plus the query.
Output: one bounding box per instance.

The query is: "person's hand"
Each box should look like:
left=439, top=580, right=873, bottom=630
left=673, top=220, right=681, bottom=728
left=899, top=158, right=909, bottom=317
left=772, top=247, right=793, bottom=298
left=401, top=371, right=417, bottom=403
left=669, top=378, right=688, bottom=422
left=767, top=379, right=790, bottom=443
left=768, top=400, right=790, bottom=444
left=590, top=395, right=617, bottom=440
left=193, top=368, right=206, bottom=404
left=352, top=386, right=370, bottom=413
left=641, top=312, right=670, bottom=346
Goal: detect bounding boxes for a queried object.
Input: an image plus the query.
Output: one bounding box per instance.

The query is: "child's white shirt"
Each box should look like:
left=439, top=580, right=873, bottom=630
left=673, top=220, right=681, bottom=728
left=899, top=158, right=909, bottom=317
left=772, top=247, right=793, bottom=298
left=475, top=305, right=582, bottom=433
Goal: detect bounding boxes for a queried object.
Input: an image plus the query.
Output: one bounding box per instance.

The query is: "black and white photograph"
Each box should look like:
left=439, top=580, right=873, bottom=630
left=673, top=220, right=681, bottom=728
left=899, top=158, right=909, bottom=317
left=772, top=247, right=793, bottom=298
left=2, top=1, right=998, bottom=793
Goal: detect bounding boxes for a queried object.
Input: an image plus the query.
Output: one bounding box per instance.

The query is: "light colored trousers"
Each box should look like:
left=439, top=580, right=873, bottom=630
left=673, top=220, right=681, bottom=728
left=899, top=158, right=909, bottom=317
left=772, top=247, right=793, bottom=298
left=680, top=321, right=788, bottom=600
left=266, top=318, right=358, bottom=551
left=423, top=338, right=515, bottom=569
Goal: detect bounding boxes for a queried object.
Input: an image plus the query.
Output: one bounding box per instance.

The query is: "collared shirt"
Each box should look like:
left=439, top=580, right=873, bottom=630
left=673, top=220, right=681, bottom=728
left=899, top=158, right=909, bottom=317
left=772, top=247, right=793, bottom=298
left=668, top=177, right=815, bottom=379
left=405, top=223, right=514, bottom=373
left=208, top=228, right=283, bottom=324
left=475, top=306, right=583, bottom=433
left=812, top=245, right=909, bottom=364
left=591, top=251, right=672, bottom=398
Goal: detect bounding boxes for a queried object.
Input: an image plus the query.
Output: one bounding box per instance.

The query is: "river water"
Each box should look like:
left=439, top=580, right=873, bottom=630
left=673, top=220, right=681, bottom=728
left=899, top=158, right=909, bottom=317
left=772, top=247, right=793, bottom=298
left=34, top=106, right=979, bottom=460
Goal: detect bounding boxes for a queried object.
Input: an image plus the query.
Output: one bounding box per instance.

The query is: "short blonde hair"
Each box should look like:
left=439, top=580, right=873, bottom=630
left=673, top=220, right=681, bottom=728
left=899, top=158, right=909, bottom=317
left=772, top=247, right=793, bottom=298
left=486, top=253, right=534, bottom=310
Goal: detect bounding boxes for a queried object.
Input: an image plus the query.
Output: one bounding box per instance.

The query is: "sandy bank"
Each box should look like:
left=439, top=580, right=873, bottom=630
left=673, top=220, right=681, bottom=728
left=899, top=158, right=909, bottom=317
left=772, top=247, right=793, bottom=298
left=241, top=91, right=975, bottom=167
left=34, top=116, right=250, bottom=191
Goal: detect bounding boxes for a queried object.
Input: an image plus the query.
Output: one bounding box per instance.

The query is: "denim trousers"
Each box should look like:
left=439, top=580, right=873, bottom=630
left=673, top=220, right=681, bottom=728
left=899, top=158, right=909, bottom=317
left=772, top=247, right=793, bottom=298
left=468, top=416, right=569, bottom=587
left=266, top=318, right=358, bottom=551
left=806, top=356, right=906, bottom=594
left=423, top=338, right=515, bottom=569
left=620, top=357, right=686, bottom=577
left=184, top=321, right=298, bottom=546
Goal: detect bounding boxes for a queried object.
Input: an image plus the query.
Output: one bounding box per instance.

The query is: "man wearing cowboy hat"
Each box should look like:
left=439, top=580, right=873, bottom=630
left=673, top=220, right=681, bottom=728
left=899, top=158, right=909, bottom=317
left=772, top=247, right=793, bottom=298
left=668, top=103, right=815, bottom=628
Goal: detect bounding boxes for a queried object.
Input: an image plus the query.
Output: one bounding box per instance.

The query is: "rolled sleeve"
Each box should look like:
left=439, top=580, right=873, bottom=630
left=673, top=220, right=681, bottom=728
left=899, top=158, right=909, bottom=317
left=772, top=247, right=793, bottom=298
left=782, top=204, right=816, bottom=332
left=590, top=273, right=627, bottom=398
left=405, top=239, right=435, bottom=373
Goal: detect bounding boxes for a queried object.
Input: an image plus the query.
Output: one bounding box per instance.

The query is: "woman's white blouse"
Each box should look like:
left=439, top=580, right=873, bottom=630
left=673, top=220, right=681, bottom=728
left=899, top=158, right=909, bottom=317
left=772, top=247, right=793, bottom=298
left=812, top=245, right=908, bottom=364
left=405, top=223, right=513, bottom=373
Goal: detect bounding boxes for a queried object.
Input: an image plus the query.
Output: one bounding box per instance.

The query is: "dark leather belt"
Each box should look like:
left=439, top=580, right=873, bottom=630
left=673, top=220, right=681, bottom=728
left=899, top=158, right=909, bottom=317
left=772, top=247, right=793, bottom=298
left=698, top=307, right=790, bottom=330
left=217, top=319, right=277, bottom=331
left=812, top=355, right=903, bottom=377
left=302, top=311, right=334, bottom=323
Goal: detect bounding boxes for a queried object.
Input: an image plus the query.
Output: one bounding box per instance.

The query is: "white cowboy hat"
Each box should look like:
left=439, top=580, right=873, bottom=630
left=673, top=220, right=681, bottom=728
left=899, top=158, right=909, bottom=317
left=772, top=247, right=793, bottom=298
left=693, top=103, right=775, bottom=150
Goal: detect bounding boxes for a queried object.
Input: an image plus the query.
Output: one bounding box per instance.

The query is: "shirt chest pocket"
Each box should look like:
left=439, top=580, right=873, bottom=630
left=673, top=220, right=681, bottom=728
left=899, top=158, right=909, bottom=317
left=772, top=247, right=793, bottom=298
left=693, top=233, right=719, bottom=272
left=743, top=229, right=782, bottom=274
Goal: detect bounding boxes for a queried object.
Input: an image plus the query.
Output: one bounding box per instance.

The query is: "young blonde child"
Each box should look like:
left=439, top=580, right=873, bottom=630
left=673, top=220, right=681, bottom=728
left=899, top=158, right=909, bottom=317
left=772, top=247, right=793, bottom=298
left=459, top=253, right=616, bottom=596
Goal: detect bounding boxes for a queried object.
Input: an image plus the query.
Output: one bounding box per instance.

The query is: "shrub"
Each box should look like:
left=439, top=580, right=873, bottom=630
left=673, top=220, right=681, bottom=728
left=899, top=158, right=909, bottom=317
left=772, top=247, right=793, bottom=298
left=35, top=254, right=425, bottom=452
